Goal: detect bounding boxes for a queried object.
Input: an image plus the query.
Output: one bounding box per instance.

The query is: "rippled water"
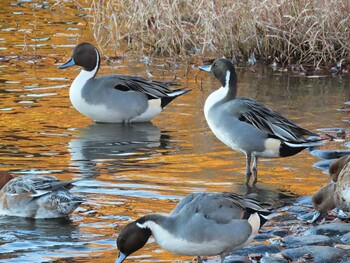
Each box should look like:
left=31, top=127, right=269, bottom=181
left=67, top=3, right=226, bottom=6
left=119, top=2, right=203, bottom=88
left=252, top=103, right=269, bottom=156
left=0, top=0, right=349, bottom=262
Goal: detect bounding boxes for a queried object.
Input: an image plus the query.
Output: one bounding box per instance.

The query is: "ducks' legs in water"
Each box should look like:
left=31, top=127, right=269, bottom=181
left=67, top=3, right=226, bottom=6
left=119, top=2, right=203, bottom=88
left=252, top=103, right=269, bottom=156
left=252, top=156, right=258, bottom=186
left=245, top=154, right=252, bottom=185
left=197, top=256, right=203, bottom=263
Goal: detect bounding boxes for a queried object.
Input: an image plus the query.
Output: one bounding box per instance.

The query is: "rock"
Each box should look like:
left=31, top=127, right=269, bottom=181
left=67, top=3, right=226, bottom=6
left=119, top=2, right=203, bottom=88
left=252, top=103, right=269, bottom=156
left=224, top=255, right=249, bottom=263
left=334, top=244, right=350, bottom=250
left=260, top=255, right=288, bottom=263
left=314, top=159, right=334, bottom=172
left=303, top=223, right=350, bottom=237
left=281, top=245, right=345, bottom=263
left=297, top=210, right=315, bottom=221
left=341, top=232, right=350, bottom=244
left=254, top=233, right=274, bottom=242
left=310, top=150, right=350, bottom=160
left=283, top=234, right=333, bottom=248
left=282, top=205, right=311, bottom=214
left=295, top=196, right=313, bottom=207
left=340, top=254, right=350, bottom=263
left=271, top=229, right=290, bottom=237
left=234, top=244, right=281, bottom=256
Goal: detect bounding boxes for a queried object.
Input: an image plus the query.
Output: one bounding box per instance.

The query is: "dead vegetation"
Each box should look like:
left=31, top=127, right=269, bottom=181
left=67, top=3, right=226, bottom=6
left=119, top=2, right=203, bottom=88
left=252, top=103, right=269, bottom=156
left=90, top=0, right=350, bottom=67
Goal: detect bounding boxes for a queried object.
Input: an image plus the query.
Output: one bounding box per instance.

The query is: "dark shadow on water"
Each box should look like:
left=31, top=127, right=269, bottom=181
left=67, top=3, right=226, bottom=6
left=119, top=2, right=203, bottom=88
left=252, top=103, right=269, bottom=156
left=68, top=122, right=172, bottom=177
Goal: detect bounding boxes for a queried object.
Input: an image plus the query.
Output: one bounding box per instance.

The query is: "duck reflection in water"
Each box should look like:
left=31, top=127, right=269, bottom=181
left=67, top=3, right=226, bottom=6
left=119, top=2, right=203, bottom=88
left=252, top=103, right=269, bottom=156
left=68, top=122, right=171, bottom=177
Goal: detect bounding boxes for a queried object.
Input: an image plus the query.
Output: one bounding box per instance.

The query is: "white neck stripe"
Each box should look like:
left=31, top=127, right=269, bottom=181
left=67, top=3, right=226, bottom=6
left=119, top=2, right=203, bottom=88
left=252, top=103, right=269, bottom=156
left=91, top=48, right=99, bottom=76
left=224, top=70, right=231, bottom=89
left=136, top=222, right=147, bottom=229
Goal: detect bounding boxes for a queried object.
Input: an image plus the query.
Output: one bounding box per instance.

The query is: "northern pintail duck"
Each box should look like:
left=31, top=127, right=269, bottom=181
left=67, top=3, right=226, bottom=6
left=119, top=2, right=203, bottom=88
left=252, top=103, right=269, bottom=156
left=0, top=172, right=83, bottom=218
left=310, top=155, right=350, bottom=222
left=199, top=58, right=323, bottom=185
left=58, top=43, right=189, bottom=123
left=116, top=192, right=270, bottom=263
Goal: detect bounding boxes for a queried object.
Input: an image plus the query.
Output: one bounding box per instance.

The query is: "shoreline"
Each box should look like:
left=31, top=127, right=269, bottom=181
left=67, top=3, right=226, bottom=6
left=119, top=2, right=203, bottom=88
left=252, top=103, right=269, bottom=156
left=225, top=196, right=350, bottom=263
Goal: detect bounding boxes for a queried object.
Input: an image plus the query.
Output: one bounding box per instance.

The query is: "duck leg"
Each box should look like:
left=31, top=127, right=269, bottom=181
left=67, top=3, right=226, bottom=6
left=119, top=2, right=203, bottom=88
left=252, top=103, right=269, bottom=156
left=196, top=256, right=203, bottom=263
left=245, top=154, right=252, bottom=185
left=252, top=156, right=258, bottom=185
left=220, top=254, right=226, bottom=263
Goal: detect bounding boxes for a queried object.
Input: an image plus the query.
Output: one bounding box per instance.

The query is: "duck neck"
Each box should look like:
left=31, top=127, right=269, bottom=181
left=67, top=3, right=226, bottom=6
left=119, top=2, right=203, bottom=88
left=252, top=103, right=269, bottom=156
left=137, top=214, right=167, bottom=228
left=222, top=69, right=237, bottom=101
left=137, top=214, right=178, bottom=249
left=71, top=50, right=100, bottom=94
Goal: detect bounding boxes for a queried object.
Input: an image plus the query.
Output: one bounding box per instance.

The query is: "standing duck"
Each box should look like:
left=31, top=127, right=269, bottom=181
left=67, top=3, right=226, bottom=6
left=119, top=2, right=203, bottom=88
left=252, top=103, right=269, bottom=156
left=58, top=42, right=188, bottom=123
left=199, top=58, right=323, bottom=185
left=115, top=192, right=270, bottom=263
left=0, top=171, right=83, bottom=218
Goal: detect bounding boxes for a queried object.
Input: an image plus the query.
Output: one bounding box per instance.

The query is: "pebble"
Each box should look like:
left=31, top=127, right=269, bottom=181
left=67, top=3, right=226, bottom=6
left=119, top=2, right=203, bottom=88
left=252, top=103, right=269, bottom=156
left=234, top=244, right=281, bottom=256
left=280, top=245, right=345, bottom=263
left=260, top=255, right=288, bottom=263
left=226, top=197, right=350, bottom=262
left=283, top=234, right=333, bottom=247
left=303, top=223, right=350, bottom=236
left=341, top=232, right=350, bottom=244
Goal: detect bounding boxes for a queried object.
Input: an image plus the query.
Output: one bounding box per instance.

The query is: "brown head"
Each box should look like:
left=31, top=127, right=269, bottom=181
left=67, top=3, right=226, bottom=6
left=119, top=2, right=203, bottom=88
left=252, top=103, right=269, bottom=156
left=199, top=58, right=238, bottom=99
left=329, top=155, right=350, bottom=183
left=0, top=171, right=13, bottom=190
left=116, top=218, right=152, bottom=263
left=309, top=182, right=336, bottom=223
left=58, top=42, right=100, bottom=72
left=312, top=182, right=336, bottom=213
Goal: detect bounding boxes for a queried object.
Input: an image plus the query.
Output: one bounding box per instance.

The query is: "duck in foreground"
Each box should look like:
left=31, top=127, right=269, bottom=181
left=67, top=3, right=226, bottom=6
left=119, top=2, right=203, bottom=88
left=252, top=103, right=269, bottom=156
left=58, top=42, right=189, bottom=123
left=116, top=192, right=271, bottom=263
left=199, top=58, right=324, bottom=185
left=0, top=171, right=83, bottom=218
left=310, top=155, right=350, bottom=223
left=332, top=156, right=350, bottom=213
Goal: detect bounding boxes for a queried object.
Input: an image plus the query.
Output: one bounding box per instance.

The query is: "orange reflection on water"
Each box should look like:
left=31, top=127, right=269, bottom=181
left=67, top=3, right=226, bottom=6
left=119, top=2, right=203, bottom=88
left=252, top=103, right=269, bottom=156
left=0, top=0, right=349, bottom=262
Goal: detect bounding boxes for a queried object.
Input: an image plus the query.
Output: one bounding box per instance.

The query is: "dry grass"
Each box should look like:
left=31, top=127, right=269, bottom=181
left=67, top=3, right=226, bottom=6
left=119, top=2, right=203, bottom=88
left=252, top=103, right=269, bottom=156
left=90, top=0, right=350, bottom=66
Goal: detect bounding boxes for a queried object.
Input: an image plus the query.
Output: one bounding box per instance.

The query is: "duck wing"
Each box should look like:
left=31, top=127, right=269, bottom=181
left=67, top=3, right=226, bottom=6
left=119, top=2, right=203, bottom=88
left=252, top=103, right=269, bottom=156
left=3, top=175, right=74, bottom=197
left=97, top=74, right=186, bottom=100
left=172, top=192, right=270, bottom=224
left=225, top=97, right=318, bottom=143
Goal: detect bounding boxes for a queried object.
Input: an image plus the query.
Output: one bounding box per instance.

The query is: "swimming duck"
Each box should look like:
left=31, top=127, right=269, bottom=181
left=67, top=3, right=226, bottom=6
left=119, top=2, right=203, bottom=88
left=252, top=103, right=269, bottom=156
left=199, top=58, right=323, bottom=185
left=116, top=192, right=271, bottom=263
left=0, top=172, right=83, bottom=218
left=58, top=42, right=188, bottom=123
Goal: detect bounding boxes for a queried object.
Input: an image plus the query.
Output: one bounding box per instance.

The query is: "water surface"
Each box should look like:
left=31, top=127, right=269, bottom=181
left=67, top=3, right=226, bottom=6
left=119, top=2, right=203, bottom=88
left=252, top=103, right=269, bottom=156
left=0, top=0, right=349, bottom=262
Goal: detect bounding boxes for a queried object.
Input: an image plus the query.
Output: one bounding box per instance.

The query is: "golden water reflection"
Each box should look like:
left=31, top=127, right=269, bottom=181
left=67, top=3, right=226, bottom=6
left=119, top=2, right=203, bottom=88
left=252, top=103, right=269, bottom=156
left=0, top=0, right=349, bottom=262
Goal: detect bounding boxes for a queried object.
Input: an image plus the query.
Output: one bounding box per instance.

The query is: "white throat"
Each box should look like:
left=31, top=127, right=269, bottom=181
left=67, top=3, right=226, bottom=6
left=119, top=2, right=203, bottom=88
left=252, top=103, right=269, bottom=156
left=137, top=220, right=224, bottom=256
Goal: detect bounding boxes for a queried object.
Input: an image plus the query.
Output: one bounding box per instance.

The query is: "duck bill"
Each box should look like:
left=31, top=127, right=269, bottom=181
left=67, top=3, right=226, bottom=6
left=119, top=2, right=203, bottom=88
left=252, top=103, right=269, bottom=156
left=115, top=252, right=127, bottom=263
left=199, top=64, right=212, bottom=72
left=58, top=57, right=75, bottom=69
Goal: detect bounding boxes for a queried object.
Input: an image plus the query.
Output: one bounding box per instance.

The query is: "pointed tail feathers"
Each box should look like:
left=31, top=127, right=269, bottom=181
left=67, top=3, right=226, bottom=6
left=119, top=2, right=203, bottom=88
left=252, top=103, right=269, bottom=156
left=167, top=88, right=190, bottom=97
